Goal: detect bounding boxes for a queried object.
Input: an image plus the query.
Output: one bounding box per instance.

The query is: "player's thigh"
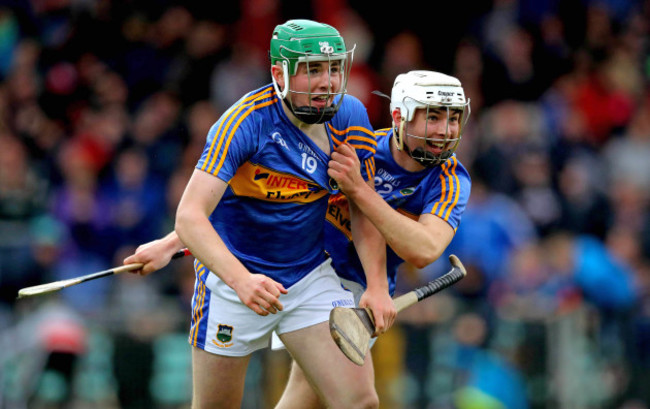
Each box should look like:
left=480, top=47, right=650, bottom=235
left=275, top=351, right=376, bottom=409
left=274, top=359, right=324, bottom=409
left=280, top=322, right=378, bottom=409
left=191, top=346, right=251, bottom=409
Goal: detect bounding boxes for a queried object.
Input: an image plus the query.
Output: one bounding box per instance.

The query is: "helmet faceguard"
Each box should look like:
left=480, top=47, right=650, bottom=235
left=390, top=70, right=471, bottom=167
left=270, top=19, right=354, bottom=124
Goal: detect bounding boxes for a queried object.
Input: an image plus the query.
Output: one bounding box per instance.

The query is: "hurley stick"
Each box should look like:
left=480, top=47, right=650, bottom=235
left=17, top=248, right=191, bottom=299
left=329, top=254, right=467, bottom=365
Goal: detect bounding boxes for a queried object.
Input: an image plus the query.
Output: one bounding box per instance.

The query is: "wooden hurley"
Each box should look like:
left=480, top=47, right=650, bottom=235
left=329, top=254, right=467, bottom=365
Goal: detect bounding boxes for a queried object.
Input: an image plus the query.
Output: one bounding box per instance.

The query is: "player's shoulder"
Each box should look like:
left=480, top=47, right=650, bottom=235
left=332, top=94, right=367, bottom=119
left=329, top=95, right=374, bottom=142
left=239, top=84, right=277, bottom=104
left=440, top=155, right=471, bottom=184
left=339, top=93, right=365, bottom=108
left=209, top=85, right=279, bottom=140
left=373, top=128, right=391, bottom=141
left=226, top=84, right=279, bottom=119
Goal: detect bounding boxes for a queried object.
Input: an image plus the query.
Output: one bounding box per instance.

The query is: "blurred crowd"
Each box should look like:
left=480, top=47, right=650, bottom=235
left=0, top=0, right=649, bottom=408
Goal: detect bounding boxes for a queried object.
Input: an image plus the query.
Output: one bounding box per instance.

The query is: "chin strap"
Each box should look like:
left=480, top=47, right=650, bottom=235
left=286, top=100, right=337, bottom=124
left=395, top=121, right=447, bottom=168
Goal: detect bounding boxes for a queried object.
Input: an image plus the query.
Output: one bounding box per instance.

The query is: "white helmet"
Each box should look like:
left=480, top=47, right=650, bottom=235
left=390, top=70, right=470, bottom=167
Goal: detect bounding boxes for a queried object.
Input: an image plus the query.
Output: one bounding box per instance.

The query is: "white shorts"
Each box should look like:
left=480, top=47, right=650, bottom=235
left=189, top=258, right=354, bottom=357
left=271, top=277, right=378, bottom=351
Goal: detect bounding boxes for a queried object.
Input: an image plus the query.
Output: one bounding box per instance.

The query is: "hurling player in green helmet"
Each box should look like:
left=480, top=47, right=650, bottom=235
left=270, top=19, right=355, bottom=125
left=130, top=19, right=394, bottom=409
left=124, top=68, right=472, bottom=409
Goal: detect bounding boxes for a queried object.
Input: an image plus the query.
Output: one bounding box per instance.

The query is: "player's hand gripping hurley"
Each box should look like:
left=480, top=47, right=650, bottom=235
left=17, top=249, right=191, bottom=299
left=329, top=254, right=467, bottom=365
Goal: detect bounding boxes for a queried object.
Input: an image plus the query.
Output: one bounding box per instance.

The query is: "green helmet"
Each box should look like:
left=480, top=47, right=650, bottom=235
left=269, top=19, right=354, bottom=124
left=270, top=19, right=348, bottom=75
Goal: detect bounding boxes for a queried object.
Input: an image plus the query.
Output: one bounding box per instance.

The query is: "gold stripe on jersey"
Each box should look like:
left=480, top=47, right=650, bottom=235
left=364, top=157, right=376, bottom=182
left=443, top=158, right=461, bottom=220
left=190, top=262, right=205, bottom=345
left=364, top=160, right=370, bottom=183
left=328, top=124, right=375, bottom=139
left=202, top=87, right=274, bottom=173
left=190, top=260, right=208, bottom=346
left=213, top=98, right=278, bottom=175
left=328, top=124, right=377, bottom=154
left=201, top=87, right=276, bottom=174
left=430, top=157, right=459, bottom=221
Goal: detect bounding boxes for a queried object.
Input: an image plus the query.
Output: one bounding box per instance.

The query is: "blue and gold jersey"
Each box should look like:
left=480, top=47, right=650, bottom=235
left=196, top=84, right=376, bottom=288
left=325, top=128, right=471, bottom=295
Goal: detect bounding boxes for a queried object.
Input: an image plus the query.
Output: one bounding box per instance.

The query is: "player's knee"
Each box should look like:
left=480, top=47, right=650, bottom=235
left=357, top=391, right=380, bottom=409
left=341, top=389, right=379, bottom=409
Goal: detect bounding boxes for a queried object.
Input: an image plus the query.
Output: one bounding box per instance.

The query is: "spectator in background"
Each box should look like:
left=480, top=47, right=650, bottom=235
left=0, top=135, right=49, bottom=307
left=118, top=6, right=193, bottom=110
left=340, top=9, right=384, bottom=126
left=603, top=100, right=650, bottom=193
left=545, top=230, right=637, bottom=333
left=446, top=175, right=537, bottom=287
left=167, top=20, right=231, bottom=108
left=556, top=154, right=613, bottom=240
left=511, top=148, right=563, bottom=236
left=0, top=7, right=22, bottom=79
left=48, top=139, right=112, bottom=313
left=472, top=100, right=547, bottom=195
left=127, top=90, right=184, bottom=180
left=103, top=146, right=166, bottom=250
left=379, top=31, right=429, bottom=125
left=452, top=312, right=530, bottom=409
left=209, top=40, right=268, bottom=113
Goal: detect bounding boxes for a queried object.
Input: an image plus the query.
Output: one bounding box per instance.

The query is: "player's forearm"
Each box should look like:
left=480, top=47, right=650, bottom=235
left=346, top=183, right=446, bottom=269
left=175, top=208, right=250, bottom=290
left=350, top=198, right=388, bottom=292
left=159, top=231, right=185, bottom=255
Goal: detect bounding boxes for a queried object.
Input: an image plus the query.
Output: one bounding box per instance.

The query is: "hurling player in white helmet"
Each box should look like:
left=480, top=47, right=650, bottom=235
left=274, top=70, right=472, bottom=408
left=136, top=19, right=395, bottom=409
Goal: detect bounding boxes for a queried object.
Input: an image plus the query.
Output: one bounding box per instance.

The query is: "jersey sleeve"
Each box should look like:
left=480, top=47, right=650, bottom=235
left=196, top=107, right=258, bottom=182
left=328, top=95, right=377, bottom=183
left=422, top=156, right=472, bottom=231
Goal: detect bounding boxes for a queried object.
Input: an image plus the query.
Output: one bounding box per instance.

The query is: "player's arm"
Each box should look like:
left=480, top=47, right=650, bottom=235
left=123, top=231, right=185, bottom=276
left=328, top=143, right=454, bottom=268
left=330, top=142, right=396, bottom=335
left=349, top=187, right=396, bottom=335
left=175, top=169, right=287, bottom=315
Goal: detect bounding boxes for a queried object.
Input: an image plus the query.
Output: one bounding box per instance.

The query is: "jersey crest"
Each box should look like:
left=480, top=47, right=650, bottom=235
left=213, top=324, right=234, bottom=347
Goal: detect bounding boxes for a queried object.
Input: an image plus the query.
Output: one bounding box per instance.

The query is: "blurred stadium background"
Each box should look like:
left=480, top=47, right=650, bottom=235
left=0, top=0, right=649, bottom=408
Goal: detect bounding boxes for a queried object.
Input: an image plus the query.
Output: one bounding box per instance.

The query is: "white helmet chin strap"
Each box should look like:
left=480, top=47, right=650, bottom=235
left=394, top=119, right=406, bottom=152
left=394, top=106, right=461, bottom=168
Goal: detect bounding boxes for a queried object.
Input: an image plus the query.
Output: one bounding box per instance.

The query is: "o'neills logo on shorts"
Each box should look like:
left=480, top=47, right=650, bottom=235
left=229, top=162, right=328, bottom=203
left=213, top=324, right=234, bottom=348
left=332, top=299, right=354, bottom=307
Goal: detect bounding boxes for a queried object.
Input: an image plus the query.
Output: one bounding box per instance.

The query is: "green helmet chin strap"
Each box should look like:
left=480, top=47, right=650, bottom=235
left=269, top=19, right=354, bottom=124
